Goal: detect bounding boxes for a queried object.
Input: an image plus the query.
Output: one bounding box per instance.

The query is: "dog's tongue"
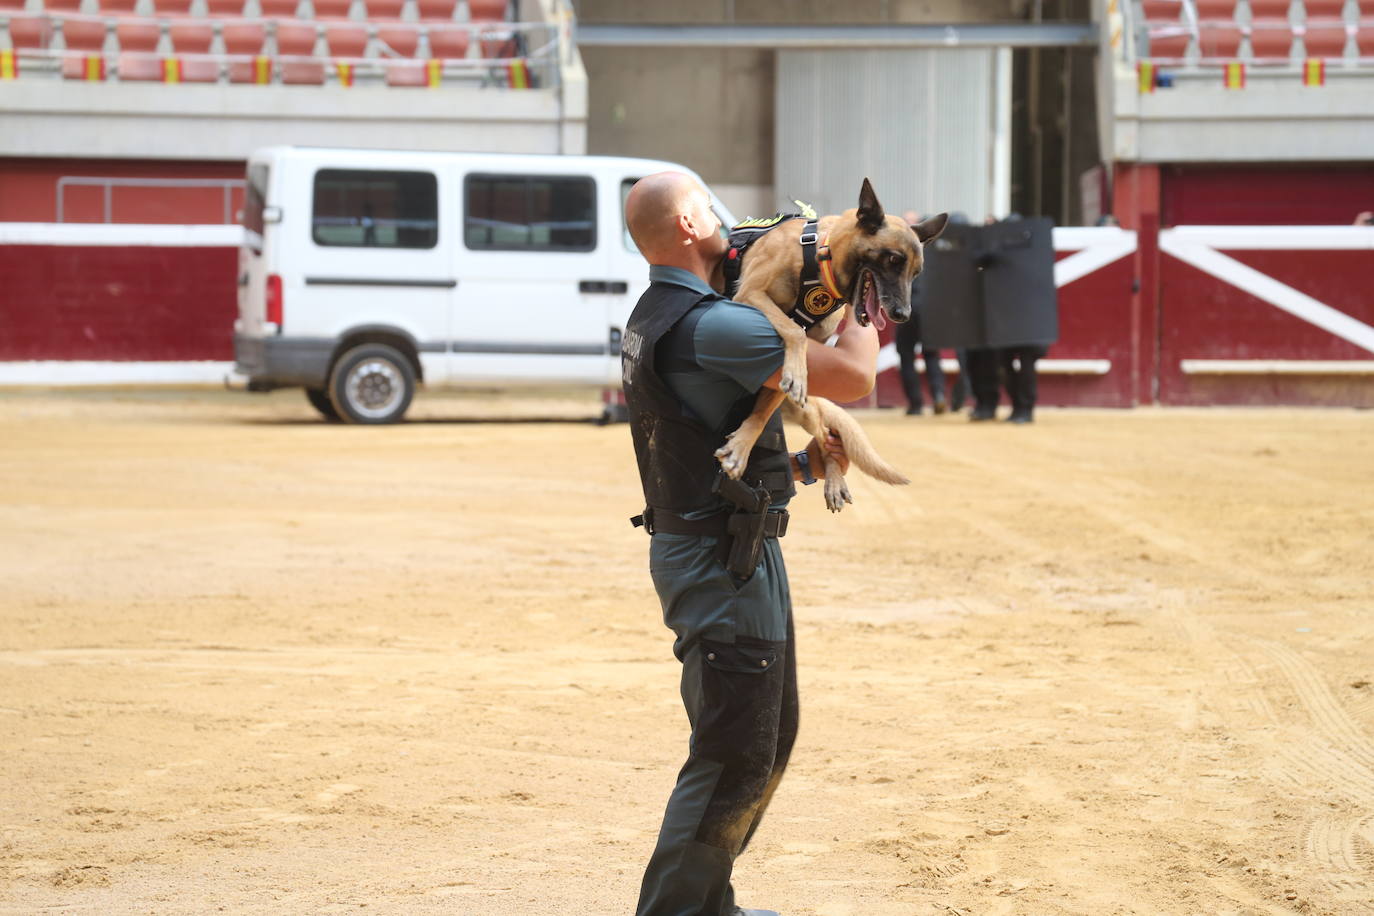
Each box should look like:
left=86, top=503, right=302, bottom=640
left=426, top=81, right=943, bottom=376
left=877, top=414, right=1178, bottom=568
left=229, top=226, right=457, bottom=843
left=864, top=281, right=887, bottom=331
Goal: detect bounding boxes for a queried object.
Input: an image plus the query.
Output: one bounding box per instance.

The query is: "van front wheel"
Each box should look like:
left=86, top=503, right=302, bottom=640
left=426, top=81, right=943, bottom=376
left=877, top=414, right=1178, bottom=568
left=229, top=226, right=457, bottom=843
left=328, top=343, right=416, bottom=424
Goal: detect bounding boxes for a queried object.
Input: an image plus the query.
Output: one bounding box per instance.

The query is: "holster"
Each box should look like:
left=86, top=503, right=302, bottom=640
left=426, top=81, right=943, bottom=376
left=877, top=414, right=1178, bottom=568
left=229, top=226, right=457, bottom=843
left=714, top=472, right=772, bottom=579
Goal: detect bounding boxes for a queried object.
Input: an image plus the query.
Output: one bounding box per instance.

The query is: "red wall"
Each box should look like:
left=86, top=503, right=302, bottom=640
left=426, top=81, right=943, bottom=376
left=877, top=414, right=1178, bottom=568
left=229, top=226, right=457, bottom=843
left=0, top=244, right=238, bottom=361
left=0, top=158, right=246, bottom=224
left=1160, top=164, right=1374, bottom=227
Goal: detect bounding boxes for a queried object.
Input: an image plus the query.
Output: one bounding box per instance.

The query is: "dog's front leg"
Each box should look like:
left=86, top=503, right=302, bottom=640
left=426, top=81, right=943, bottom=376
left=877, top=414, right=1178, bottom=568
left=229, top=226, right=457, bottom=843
left=735, top=289, right=811, bottom=408
left=715, top=387, right=787, bottom=479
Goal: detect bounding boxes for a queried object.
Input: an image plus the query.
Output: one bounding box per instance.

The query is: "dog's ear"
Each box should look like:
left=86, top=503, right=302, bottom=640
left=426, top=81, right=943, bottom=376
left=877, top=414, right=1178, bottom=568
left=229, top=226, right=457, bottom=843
left=912, top=212, right=949, bottom=244
left=856, top=178, right=885, bottom=234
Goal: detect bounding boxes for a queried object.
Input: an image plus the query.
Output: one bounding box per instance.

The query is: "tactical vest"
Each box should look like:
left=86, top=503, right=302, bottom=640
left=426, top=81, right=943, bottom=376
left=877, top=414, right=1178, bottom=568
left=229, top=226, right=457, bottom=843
left=622, top=281, right=795, bottom=516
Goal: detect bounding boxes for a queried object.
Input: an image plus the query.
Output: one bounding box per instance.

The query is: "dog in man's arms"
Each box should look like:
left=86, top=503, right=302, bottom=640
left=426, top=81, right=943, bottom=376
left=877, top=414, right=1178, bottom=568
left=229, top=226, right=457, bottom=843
left=714, top=179, right=947, bottom=511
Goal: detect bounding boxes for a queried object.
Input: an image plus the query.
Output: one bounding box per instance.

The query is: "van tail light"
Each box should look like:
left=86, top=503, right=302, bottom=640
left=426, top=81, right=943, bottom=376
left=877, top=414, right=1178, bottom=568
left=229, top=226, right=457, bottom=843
left=265, top=274, right=283, bottom=328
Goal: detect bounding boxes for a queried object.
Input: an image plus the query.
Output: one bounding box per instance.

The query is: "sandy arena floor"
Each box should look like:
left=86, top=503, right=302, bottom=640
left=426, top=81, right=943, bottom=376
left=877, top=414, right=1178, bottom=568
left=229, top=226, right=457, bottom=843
left=1, top=388, right=1372, bottom=916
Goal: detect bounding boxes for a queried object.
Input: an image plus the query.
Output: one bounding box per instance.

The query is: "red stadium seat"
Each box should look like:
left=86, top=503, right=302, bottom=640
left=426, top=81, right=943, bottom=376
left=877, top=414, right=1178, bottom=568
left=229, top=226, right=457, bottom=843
left=1299, top=0, right=1347, bottom=17
left=375, top=22, right=417, bottom=55
left=1300, top=21, right=1349, bottom=54
left=465, top=0, right=503, bottom=20
left=425, top=22, right=466, bottom=57
left=311, top=0, right=352, bottom=18
left=323, top=21, right=364, bottom=54
left=221, top=17, right=264, bottom=51
left=44, top=0, right=85, bottom=12
left=63, top=53, right=106, bottom=77
left=0, top=0, right=28, bottom=9
left=117, top=51, right=162, bottom=78
left=1140, top=0, right=1184, bottom=19
left=1193, top=0, right=1237, bottom=19
left=1146, top=26, right=1191, bottom=56
left=1247, top=19, right=1295, bottom=56
left=115, top=18, right=160, bottom=51
left=258, top=0, right=298, bottom=16
left=364, top=0, right=404, bottom=18
left=168, top=21, right=216, bottom=80
left=275, top=18, right=322, bottom=82
left=204, top=0, right=244, bottom=14
left=1247, top=0, right=1293, bottom=17
left=61, top=17, right=108, bottom=50
left=7, top=15, right=54, bottom=47
left=1197, top=23, right=1243, bottom=55
left=414, top=0, right=452, bottom=20
left=151, top=0, right=192, bottom=15
left=98, top=0, right=141, bottom=12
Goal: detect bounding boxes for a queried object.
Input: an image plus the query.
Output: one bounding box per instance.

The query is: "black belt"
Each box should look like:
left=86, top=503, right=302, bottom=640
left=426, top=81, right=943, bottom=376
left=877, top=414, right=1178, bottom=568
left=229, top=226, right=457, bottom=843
left=631, top=507, right=789, bottom=539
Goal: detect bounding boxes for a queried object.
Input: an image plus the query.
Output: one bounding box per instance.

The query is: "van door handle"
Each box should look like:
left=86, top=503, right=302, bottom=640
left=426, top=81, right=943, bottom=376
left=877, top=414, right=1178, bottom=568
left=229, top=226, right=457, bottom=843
left=580, top=280, right=628, bottom=294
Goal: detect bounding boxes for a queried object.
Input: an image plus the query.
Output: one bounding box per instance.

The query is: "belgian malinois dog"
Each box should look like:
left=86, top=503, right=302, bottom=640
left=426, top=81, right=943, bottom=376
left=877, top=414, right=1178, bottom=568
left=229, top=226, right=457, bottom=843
left=715, top=179, right=948, bottom=511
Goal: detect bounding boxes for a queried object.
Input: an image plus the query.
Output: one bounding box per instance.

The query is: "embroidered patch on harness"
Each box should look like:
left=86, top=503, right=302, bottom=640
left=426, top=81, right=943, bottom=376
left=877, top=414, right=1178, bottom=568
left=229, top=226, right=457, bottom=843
left=803, top=286, right=837, bottom=316
left=733, top=214, right=792, bottom=230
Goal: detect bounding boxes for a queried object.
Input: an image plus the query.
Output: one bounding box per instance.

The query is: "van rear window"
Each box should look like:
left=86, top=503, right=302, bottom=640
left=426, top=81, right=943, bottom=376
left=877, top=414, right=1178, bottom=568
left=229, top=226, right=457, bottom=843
left=465, top=174, right=596, bottom=252
left=312, top=169, right=438, bottom=249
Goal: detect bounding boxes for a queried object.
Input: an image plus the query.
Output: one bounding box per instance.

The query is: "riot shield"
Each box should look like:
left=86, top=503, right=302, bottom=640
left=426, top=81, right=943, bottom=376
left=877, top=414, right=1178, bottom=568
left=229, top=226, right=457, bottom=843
left=916, top=222, right=982, bottom=350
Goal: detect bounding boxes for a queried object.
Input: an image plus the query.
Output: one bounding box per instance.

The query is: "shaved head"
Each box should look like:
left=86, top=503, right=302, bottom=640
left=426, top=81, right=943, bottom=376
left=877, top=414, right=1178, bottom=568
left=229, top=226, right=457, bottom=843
left=625, top=171, right=723, bottom=265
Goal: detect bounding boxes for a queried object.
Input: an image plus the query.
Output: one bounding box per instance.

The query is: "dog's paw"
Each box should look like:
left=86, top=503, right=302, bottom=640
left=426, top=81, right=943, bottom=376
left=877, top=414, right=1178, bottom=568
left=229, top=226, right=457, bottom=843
left=824, top=476, right=852, bottom=512
left=714, top=442, right=747, bottom=479
left=779, top=370, right=808, bottom=408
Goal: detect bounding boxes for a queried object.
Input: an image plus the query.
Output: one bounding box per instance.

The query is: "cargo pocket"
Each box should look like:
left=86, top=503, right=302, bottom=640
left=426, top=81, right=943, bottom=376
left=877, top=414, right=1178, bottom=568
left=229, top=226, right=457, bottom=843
left=699, top=637, right=779, bottom=674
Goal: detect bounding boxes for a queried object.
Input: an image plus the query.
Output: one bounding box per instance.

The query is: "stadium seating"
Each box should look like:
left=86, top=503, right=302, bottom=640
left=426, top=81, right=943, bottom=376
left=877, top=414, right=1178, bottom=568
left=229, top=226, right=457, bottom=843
left=168, top=19, right=218, bottom=80
left=323, top=20, right=366, bottom=55
left=363, top=0, right=404, bottom=19
left=223, top=19, right=267, bottom=82
left=1247, top=0, right=1293, bottom=19
left=100, top=0, right=142, bottom=13
left=45, top=0, right=85, bottom=12
left=1197, top=23, right=1244, bottom=55
left=311, top=0, right=353, bottom=20
left=1300, top=21, right=1350, bottom=55
left=0, top=0, right=29, bottom=10
left=414, top=0, right=453, bottom=21
left=1247, top=19, right=1295, bottom=57
left=8, top=15, right=54, bottom=47
left=466, top=0, right=503, bottom=20
left=152, top=0, right=192, bottom=15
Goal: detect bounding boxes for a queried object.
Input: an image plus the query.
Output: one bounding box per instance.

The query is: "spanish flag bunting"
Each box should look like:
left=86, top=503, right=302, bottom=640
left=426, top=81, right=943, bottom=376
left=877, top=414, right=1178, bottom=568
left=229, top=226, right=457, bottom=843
left=253, top=55, right=271, bottom=84
left=82, top=54, right=106, bottom=81
left=0, top=50, right=16, bottom=80
left=162, top=57, right=181, bottom=84
left=506, top=58, right=530, bottom=89
left=1303, top=57, right=1325, bottom=86
left=1137, top=60, right=1155, bottom=94
left=426, top=58, right=441, bottom=88
left=336, top=60, right=353, bottom=87
left=1223, top=61, right=1245, bottom=89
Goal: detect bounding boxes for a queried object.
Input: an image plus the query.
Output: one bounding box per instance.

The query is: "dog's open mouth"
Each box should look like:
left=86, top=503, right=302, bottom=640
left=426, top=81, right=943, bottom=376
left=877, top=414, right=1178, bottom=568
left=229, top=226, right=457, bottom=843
left=852, top=268, right=886, bottom=331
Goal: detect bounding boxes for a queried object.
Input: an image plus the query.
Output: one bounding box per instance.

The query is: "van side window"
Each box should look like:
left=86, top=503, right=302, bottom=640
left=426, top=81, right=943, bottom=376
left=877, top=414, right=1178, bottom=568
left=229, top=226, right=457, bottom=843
left=465, top=174, right=596, bottom=252
left=312, top=169, right=438, bottom=249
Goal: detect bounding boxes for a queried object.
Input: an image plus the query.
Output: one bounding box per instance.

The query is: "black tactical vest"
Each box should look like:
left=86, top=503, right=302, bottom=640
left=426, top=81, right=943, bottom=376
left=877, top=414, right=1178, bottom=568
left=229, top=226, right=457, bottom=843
left=622, top=281, right=795, bottom=515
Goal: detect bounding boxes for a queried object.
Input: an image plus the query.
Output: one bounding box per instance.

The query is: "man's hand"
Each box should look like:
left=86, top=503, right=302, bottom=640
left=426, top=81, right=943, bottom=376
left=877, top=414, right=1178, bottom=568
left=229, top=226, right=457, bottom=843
left=795, top=432, right=849, bottom=480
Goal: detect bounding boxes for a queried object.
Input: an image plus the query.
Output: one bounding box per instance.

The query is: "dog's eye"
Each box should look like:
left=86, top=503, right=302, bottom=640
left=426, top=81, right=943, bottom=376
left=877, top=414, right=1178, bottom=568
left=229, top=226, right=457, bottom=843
left=888, top=253, right=905, bottom=267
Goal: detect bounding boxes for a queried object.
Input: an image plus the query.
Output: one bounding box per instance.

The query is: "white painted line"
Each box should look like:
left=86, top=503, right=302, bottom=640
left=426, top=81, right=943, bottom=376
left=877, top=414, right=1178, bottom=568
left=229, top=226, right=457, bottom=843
left=1053, top=235, right=1138, bottom=287
left=1159, top=234, right=1374, bottom=356
left=1165, top=225, right=1374, bottom=251
left=1180, top=360, right=1374, bottom=375
left=877, top=344, right=1109, bottom=375
left=0, top=361, right=236, bottom=385
left=0, top=223, right=244, bottom=247
left=1052, top=226, right=1137, bottom=252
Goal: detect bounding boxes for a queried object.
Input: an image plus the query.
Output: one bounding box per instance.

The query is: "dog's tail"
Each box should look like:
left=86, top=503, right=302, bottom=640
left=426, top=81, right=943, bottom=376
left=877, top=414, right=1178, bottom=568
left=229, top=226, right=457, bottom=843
left=810, top=397, right=910, bottom=486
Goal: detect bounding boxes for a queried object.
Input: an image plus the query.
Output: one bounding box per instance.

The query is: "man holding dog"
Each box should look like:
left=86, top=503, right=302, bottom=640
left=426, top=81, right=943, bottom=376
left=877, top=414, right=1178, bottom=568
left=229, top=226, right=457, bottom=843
left=621, top=172, right=879, bottom=916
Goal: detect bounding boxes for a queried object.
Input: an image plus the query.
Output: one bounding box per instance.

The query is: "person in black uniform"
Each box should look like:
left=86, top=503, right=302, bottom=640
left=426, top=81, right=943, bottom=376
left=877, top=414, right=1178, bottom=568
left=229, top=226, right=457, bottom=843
left=998, top=344, right=1045, bottom=423
left=621, top=172, right=878, bottom=916
left=895, top=210, right=947, bottom=416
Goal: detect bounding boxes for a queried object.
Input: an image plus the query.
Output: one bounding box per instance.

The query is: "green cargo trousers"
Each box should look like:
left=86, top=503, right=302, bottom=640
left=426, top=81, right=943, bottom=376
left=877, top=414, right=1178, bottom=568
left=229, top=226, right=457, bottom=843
left=636, top=531, right=799, bottom=916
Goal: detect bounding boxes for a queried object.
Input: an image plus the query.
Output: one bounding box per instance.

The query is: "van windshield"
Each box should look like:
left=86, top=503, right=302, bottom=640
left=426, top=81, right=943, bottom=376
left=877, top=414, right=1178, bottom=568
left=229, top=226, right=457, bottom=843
left=243, top=163, right=268, bottom=254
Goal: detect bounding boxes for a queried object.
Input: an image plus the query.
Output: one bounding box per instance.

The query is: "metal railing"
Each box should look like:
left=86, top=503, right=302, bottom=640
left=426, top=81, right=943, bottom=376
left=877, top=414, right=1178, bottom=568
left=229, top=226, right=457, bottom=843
left=55, top=176, right=246, bottom=223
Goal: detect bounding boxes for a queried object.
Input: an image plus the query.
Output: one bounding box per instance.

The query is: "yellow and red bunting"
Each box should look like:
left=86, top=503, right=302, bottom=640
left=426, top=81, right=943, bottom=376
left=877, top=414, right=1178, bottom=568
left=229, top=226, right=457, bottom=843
left=162, top=57, right=181, bottom=84
left=1302, top=57, right=1325, bottom=86
left=336, top=60, right=353, bottom=87
left=0, top=50, right=16, bottom=80
left=1137, top=60, right=1155, bottom=94
left=1223, top=61, right=1245, bottom=89
left=253, top=55, right=271, bottom=84
left=425, top=58, right=441, bottom=87
left=81, top=54, right=106, bottom=81
left=506, top=58, right=529, bottom=89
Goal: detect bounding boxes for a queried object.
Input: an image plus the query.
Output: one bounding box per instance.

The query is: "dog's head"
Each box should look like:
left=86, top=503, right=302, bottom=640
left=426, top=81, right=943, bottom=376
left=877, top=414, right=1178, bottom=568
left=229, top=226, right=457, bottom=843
left=831, top=179, right=947, bottom=329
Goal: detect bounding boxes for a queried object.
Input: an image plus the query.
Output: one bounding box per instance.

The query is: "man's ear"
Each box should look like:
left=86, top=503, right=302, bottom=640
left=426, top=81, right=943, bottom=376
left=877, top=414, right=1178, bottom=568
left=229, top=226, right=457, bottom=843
left=912, top=212, right=949, bottom=244
left=856, top=178, right=885, bottom=234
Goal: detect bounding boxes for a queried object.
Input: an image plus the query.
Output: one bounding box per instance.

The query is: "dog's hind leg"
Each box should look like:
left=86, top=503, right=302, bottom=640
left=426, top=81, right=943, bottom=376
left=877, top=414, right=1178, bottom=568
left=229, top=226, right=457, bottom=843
left=783, top=399, right=851, bottom=512
left=716, top=387, right=787, bottom=479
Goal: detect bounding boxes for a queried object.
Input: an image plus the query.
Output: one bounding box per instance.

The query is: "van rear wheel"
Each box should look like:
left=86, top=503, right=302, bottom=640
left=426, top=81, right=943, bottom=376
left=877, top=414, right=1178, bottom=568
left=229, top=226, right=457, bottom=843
left=305, top=387, right=342, bottom=422
left=328, top=343, right=416, bottom=424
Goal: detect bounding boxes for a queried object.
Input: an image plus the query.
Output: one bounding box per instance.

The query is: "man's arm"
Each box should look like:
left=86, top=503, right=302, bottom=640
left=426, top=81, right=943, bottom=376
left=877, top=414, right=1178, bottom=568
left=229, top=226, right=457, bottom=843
left=760, top=315, right=879, bottom=403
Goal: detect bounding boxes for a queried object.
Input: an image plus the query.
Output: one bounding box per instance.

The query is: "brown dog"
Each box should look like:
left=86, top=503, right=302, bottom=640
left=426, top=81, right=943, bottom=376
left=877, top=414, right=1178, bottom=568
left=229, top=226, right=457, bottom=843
left=715, top=179, right=948, bottom=511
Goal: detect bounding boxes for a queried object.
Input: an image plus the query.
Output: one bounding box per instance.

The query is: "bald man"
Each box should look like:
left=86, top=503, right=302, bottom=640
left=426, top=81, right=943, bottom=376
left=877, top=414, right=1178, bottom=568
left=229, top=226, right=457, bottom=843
left=621, top=173, right=878, bottom=916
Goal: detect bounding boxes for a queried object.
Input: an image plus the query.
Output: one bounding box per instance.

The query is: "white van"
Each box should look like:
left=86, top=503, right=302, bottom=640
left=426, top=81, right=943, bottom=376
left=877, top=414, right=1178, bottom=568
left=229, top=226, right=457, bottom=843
left=233, top=146, right=736, bottom=423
